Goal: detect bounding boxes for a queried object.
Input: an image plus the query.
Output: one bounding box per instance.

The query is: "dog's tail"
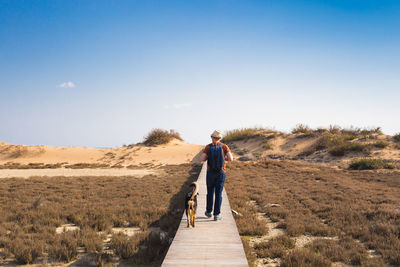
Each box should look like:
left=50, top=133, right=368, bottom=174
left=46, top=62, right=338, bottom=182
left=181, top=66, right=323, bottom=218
left=190, top=182, right=199, bottom=201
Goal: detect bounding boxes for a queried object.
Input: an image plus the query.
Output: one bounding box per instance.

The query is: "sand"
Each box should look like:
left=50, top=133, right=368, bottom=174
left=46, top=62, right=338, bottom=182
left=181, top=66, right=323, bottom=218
left=0, top=139, right=203, bottom=166
left=0, top=168, right=154, bottom=179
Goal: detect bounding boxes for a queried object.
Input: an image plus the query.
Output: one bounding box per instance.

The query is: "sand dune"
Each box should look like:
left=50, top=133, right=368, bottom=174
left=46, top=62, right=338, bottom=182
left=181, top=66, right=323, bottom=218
left=0, top=139, right=203, bottom=166
left=226, top=131, right=400, bottom=168
left=0, top=168, right=154, bottom=179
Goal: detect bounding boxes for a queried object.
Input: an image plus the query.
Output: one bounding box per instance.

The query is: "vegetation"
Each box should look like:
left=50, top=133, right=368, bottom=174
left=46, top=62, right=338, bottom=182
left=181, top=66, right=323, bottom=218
left=226, top=160, right=400, bottom=266
left=143, top=128, right=183, bottom=146
left=306, top=237, right=380, bottom=266
left=373, top=140, right=390, bottom=149
left=254, top=236, right=295, bottom=258
left=394, top=133, right=400, bottom=142
left=0, top=162, right=65, bottom=169
left=0, top=164, right=201, bottom=265
left=222, top=128, right=278, bottom=143
left=349, top=158, right=396, bottom=170
left=281, top=249, right=332, bottom=267
left=327, top=136, right=372, bottom=156
left=0, top=162, right=130, bottom=169
left=291, top=124, right=315, bottom=137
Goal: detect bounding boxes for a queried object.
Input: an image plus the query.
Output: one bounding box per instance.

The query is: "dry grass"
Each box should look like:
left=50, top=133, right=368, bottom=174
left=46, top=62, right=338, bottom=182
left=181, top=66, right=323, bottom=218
left=222, top=128, right=278, bottom=143
left=280, top=249, right=331, bottom=267
left=0, top=163, right=201, bottom=265
left=254, top=236, right=295, bottom=258
left=393, top=133, right=400, bottom=142
left=0, top=162, right=129, bottom=169
left=349, top=158, right=396, bottom=170
left=64, top=163, right=111, bottom=169
left=0, top=162, right=65, bottom=169
left=225, top=160, right=400, bottom=266
left=292, top=124, right=315, bottom=138
left=143, top=129, right=183, bottom=146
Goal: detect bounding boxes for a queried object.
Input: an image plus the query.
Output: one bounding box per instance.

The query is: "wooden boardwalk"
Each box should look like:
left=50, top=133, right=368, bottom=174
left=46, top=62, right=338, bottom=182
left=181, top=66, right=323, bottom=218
left=162, top=162, right=248, bottom=267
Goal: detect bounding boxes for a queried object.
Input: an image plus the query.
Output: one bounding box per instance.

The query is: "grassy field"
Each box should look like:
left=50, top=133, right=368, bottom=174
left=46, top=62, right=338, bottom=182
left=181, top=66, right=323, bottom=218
left=0, top=163, right=201, bottom=266
left=225, top=160, right=400, bottom=266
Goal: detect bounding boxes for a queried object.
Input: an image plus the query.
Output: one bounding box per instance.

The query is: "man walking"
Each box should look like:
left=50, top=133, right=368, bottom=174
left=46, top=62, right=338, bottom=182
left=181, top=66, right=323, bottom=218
left=200, top=130, right=233, bottom=221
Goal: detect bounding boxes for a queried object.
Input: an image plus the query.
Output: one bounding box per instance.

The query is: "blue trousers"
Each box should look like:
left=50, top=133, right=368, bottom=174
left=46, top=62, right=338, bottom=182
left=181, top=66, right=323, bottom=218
left=206, top=170, right=226, bottom=216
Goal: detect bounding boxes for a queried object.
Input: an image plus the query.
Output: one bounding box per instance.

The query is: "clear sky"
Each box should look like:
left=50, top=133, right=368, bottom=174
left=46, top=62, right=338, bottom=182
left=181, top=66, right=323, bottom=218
left=1, top=0, right=399, bottom=147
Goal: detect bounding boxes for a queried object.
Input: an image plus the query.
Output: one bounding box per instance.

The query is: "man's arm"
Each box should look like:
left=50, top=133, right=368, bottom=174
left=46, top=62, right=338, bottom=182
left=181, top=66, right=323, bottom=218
left=200, top=152, right=208, bottom=162
left=226, top=152, right=233, bottom=161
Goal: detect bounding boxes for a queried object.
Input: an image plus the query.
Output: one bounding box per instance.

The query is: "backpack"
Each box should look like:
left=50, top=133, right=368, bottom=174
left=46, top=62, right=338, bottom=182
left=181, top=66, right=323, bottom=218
left=207, top=143, right=225, bottom=171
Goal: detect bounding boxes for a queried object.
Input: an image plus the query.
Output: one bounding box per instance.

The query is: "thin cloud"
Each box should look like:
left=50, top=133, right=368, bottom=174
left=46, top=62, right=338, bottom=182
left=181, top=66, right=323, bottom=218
left=58, top=81, right=75, bottom=88
left=164, top=102, right=192, bottom=109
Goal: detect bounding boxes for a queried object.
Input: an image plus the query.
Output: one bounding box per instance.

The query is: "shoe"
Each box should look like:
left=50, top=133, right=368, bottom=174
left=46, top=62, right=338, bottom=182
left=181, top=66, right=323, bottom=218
left=205, top=211, right=212, bottom=218
left=214, top=214, right=222, bottom=221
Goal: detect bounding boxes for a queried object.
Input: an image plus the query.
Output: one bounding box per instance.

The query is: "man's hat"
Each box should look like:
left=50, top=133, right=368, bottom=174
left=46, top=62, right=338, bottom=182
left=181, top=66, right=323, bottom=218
left=211, top=130, right=222, bottom=139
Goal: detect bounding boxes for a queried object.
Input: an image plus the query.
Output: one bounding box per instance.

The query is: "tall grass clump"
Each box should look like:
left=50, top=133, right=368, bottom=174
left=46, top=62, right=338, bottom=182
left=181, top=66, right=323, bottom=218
left=326, top=135, right=372, bottom=156
left=281, top=249, right=331, bottom=267
left=393, top=133, right=400, bottom=142
left=222, top=128, right=265, bottom=142
left=254, top=236, right=295, bottom=259
left=109, top=232, right=148, bottom=259
left=143, top=129, right=183, bottom=146
left=307, top=237, right=382, bottom=266
left=291, top=124, right=314, bottom=137
left=48, top=231, right=78, bottom=262
left=8, top=238, right=43, bottom=264
left=373, top=141, right=390, bottom=149
left=349, top=158, right=396, bottom=170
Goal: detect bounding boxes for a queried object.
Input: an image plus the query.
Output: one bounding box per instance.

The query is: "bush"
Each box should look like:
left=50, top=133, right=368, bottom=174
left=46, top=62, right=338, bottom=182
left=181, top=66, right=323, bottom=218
left=143, top=129, right=182, bottom=146
left=49, top=231, right=79, bottom=262
left=349, top=158, right=396, bottom=170
left=262, top=143, right=272, bottom=150
left=281, top=249, right=331, bottom=267
left=292, top=124, right=312, bottom=134
left=254, top=235, right=295, bottom=258
left=110, top=232, right=139, bottom=259
left=327, top=136, right=371, bottom=156
left=8, top=238, right=43, bottom=264
left=373, top=141, right=390, bottom=149
left=393, top=133, right=400, bottom=143
left=307, top=237, right=367, bottom=265
left=360, top=127, right=382, bottom=135
left=234, top=210, right=268, bottom=236
left=79, top=227, right=104, bottom=253
left=222, top=128, right=264, bottom=142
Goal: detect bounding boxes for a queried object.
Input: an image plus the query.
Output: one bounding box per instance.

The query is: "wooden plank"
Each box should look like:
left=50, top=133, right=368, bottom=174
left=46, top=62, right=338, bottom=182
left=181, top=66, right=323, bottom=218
left=162, top=162, right=248, bottom=266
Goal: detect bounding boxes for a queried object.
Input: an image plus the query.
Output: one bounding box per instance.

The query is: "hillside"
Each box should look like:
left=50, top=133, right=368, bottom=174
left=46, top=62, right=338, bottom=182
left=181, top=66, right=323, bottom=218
left=222, top=127, right=400, bottom=169
left=0, top=139, right=203, bottom=167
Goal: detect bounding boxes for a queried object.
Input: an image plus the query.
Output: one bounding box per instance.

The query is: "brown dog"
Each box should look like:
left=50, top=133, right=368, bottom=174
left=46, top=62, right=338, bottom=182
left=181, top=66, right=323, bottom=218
left=185, top=182, right=199, bottom=228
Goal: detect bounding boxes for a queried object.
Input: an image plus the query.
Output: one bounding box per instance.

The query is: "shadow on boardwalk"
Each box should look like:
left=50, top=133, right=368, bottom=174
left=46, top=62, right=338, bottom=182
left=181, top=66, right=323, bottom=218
left=125, top=163, right=202, bottom=266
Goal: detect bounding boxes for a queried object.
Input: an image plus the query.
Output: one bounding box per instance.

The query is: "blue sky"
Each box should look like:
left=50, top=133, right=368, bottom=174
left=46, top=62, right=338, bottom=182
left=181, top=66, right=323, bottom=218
left=1, top=0, right=399, bottom=147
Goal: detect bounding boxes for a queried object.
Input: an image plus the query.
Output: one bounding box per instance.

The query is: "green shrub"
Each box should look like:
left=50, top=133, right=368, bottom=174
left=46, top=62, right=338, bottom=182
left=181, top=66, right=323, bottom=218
left=341, top=127, right=361, bottom=136
left=360, top=127, right=382, bottom=135
left=143, top=129, right=182, bottom=146
left=292, top=124, right=312, bottom=134
left=349, top=158, right=395, bottom=170
left=262, top=143, right=272, bottom=150
left=328, top=125, right=341, bottom=134
left=342, top=135, right=357, bottom=141
left=222, top=128, right=264, bottom=142
left=327, top=135, right=371, bottom=156
left=393, top=133, right=400, bottom=142
left=373, top=141, right=389, bottom=149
